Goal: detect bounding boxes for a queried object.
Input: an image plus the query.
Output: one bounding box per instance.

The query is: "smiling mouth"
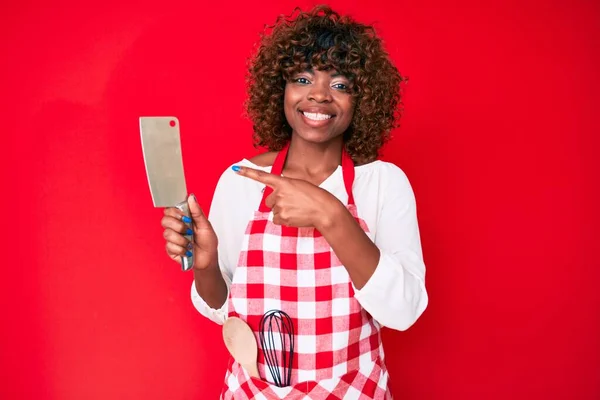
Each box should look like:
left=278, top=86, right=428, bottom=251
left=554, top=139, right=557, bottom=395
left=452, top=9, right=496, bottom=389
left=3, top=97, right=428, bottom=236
left=300, top=111, right=335, bottom=121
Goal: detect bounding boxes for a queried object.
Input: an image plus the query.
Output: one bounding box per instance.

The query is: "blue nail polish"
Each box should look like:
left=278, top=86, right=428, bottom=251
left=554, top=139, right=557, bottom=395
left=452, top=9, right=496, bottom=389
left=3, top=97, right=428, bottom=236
left=186, top=228, right=193, bottom=235
left=232, top=165, right=241, bottom=172
left=182, top=216, right=192, bottom=223
left=185, top=250, right=192, bottom=257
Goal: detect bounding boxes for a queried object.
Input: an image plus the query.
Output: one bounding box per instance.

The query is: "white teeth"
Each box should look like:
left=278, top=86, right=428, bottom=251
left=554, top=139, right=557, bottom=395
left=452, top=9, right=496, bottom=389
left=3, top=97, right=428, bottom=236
left=302, top=112, right=332, bottom=121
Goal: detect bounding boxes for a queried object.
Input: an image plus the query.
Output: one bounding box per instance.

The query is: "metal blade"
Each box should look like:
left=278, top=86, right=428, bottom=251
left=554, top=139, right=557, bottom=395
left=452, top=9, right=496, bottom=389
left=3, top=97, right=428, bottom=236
left=139, top=116, right=188, bottom=207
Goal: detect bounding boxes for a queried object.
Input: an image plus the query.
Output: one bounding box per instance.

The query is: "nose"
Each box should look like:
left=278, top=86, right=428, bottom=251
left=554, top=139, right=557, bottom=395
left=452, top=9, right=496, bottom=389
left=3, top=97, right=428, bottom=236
left=307, top=82, right=332, bottom=103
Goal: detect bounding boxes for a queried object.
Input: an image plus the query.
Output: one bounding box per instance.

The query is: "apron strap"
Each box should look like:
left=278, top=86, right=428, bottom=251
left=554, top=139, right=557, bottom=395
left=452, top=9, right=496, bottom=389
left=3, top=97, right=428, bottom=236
left=258, top=143, right=289, bottom=212
left=258, top=142, right=355, bottom=212
left=341, top=149, right=355, bottom=206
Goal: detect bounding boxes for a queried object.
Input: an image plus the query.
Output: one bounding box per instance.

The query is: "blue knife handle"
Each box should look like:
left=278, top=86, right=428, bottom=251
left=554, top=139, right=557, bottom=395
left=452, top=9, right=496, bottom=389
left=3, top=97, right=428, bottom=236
left=175, top=200, right=194, bottom=271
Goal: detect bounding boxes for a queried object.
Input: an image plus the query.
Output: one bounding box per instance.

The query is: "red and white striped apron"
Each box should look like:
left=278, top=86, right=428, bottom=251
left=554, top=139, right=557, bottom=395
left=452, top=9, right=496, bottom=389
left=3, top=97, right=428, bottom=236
left=221, top=143, right=391, bottom=400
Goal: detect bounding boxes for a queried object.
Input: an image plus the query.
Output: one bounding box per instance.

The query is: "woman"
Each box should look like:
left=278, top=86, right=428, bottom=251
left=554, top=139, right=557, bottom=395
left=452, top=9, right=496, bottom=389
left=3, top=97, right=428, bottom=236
left=161, top=5, right=428, bottom=399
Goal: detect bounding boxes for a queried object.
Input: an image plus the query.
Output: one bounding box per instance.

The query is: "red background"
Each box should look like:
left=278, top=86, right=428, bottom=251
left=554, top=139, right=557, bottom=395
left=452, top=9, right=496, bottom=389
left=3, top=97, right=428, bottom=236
left=2, top=0, right=599, bottom=398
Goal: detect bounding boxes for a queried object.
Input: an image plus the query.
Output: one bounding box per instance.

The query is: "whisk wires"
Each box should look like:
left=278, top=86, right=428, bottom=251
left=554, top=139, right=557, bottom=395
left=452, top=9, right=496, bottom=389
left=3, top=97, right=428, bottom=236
left=258, top=309, right=295, bottom=387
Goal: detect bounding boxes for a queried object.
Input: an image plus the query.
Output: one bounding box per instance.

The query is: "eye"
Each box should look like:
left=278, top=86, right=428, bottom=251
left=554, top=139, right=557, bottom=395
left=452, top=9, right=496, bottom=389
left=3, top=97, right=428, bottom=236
left=332, top=83, right=348, bottom=90
left=294, top=77, right=311, bottom=85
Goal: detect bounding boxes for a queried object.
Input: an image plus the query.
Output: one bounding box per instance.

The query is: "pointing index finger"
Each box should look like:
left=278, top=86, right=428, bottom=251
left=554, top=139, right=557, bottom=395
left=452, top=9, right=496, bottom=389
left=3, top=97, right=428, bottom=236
left=232, top=165, right=282, bottom=188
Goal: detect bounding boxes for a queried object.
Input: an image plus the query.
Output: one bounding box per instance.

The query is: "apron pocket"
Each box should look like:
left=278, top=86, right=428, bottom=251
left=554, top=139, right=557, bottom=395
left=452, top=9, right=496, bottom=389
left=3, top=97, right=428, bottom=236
left=228, top=357, right=389, bottom=399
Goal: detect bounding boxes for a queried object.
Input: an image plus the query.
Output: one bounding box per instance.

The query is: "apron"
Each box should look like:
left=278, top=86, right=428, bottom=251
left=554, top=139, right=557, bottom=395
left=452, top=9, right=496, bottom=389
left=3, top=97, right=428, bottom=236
left=221, top=143, right=392, bottom=400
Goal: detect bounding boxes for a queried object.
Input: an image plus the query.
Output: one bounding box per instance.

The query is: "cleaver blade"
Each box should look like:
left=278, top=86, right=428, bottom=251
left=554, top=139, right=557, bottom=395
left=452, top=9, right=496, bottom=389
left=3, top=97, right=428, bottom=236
left=139, top=116, right=194, bottom=271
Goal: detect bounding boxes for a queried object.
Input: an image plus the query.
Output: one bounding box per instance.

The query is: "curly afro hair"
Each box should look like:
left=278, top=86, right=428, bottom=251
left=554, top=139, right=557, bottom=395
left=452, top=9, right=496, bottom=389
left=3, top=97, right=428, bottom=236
left=245, top=5, right=406, bottom=163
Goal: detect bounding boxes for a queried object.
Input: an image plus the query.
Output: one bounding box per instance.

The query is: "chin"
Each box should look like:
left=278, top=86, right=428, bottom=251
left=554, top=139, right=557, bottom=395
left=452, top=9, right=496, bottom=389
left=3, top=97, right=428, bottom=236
left=294, top=129, right=338, bottom=144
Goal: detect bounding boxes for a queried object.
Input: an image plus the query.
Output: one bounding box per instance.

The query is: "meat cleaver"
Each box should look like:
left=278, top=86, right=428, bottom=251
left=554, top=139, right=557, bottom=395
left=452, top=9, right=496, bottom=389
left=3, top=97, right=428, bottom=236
left=139, top=116, right=194, bottom=271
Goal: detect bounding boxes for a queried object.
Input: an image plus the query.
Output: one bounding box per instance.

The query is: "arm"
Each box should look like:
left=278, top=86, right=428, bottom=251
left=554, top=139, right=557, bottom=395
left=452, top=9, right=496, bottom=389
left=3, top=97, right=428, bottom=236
left=162, top=194, right=231, bottom=324
left=190, top=234, right=231, bottom=324
left=318, top=165, right=428, bottom=331
left=193, top=261, right=228, bottom=311
left=316, top=203, right=380, bottom=290
left=232, top=163, right=428, bottom=330
left=190, top=167, right=244, bottom=325
left=190, top=262, right=230, bottom=325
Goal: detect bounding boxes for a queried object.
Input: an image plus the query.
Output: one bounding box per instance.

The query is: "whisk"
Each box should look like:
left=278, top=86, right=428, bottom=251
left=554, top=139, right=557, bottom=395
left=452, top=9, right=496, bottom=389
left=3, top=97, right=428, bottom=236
left=258, top=309, right=295, bottom=387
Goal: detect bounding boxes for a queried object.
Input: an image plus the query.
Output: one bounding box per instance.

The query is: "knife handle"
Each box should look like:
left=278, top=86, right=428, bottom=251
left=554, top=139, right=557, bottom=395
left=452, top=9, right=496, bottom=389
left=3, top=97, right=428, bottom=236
left=175, top=200, right=194, bottom=272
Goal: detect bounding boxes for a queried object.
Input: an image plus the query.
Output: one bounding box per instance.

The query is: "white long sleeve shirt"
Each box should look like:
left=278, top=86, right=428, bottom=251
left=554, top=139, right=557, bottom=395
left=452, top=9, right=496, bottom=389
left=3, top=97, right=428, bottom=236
left=191, top=158, right=428, bottom=331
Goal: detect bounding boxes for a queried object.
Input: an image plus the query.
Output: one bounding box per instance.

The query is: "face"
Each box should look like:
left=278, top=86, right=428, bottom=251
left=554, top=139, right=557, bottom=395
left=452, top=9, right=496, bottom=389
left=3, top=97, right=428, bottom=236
left=283, top=68, right=355, bottom=144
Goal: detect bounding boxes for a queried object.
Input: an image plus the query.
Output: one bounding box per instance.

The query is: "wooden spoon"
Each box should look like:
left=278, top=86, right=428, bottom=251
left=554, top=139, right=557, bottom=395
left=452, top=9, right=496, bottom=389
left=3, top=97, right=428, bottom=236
left=222, top=317, right=260, bottom=379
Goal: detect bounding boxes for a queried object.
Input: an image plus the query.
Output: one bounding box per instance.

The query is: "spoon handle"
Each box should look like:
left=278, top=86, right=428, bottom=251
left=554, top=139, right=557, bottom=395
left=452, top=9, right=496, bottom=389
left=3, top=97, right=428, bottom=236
left=244, top=361, right=260, bottom=379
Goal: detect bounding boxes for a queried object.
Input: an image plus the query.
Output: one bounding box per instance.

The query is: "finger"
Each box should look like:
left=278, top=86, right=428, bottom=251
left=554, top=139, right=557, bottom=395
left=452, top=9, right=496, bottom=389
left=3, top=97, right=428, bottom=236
left=273, top=214, right=289, bottom=227
left=164, top=207, right=185, bottom=219
left=161, top=214, right=192, bottom=235
left=272, top=205, right=285, bottom=226
left=233, top=166, right=283, bottom=188
left=169, top=254, right=182, bottom=264
left=265, top=192, right=277, bottom=209
left=166, top=241, right=190, bottom=258
left=187, top=194, right=210, bottom=227
left=271, top=204, right=281, bottom=216
left=163, top=228, right=191, bottom=248
left=164, top=207, right=192, bottom=225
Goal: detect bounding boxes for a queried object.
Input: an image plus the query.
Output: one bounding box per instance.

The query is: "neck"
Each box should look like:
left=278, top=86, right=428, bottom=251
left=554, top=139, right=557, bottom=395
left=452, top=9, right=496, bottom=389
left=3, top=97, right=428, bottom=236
left=284, top=134, right=343, bottom=179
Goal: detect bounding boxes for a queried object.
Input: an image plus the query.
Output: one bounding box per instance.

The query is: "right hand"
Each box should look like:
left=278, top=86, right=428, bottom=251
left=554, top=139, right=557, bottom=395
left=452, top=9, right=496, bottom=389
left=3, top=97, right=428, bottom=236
left=161, top=194, right=218, bottom=270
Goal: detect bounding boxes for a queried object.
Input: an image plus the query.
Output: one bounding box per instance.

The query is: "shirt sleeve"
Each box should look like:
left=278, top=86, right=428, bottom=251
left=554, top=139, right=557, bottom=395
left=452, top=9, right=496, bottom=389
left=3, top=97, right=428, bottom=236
left=353, top=163, right=429, bottom=331
left=190, top=273, right=230, bottom=325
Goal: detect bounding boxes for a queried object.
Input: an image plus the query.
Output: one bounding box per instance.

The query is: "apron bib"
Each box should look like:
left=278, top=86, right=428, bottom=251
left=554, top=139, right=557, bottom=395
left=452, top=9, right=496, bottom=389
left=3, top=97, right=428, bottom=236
left=221, top=144, right=391, bottom=400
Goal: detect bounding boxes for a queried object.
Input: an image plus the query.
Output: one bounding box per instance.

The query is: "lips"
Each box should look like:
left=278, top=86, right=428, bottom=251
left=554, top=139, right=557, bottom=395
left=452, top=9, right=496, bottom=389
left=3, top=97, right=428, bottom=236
left=299, top=106, right=336, bottom=122
left=302, top=111, right=332, bottom=121
left=298, top=109, right=336, bottom=128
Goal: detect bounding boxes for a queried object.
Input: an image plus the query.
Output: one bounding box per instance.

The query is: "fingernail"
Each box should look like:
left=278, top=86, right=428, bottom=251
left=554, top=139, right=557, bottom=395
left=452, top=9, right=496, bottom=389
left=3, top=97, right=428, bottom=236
left=182, top=216, right=192, bottom=223
left=186, top=228, right=193, bottom=235
left=185, top=250, right=192, bottom=257
left=232, top=165, right=241, bottom=172
left=191, top=193, right=197, bottom=202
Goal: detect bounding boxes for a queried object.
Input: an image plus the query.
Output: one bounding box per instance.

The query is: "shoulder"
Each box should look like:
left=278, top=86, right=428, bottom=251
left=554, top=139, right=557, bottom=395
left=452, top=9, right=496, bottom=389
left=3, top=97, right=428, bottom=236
left=354, top=159, right=416, bottom=204
left=247, top=151, right=277, bottom=167
left=355, top=160, right=412, bottom=186
left=213, top=153, right=275, bottom=193
left=209, top=155, right=273, bottom=218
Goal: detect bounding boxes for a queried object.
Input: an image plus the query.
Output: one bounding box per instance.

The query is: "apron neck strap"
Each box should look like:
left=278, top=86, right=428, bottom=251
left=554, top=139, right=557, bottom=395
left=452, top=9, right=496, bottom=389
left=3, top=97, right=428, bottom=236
left=269, top=142, right=289, bottom=177
left=259, top=142, right=355, bottom=212
left=341, top=149, right=356, bottom=206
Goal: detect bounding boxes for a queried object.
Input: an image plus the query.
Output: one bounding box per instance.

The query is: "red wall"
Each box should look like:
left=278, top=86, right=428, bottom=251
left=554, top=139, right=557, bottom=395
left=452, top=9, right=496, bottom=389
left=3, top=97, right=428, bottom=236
left=3, top=0, right=599, bottom=398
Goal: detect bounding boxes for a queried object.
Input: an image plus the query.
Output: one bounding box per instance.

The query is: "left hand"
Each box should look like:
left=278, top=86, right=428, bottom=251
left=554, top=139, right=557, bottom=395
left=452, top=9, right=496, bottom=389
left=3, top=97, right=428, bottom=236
left=234, top=166, right=342, bottom=228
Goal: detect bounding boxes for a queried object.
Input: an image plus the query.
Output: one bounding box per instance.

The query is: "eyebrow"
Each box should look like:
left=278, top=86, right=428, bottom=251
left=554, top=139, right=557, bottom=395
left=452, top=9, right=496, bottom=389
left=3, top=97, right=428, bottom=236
left=304, top=68, right=347, bottom=78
